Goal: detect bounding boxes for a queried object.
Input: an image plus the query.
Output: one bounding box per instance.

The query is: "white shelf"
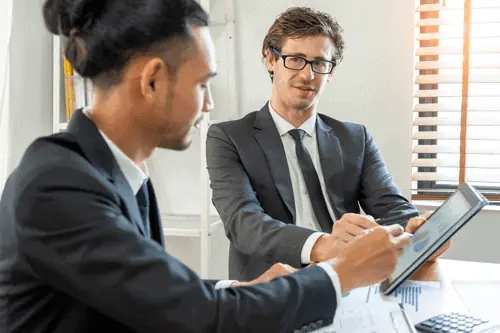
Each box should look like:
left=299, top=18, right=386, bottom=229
left=162, top=214, right=223, bottom=237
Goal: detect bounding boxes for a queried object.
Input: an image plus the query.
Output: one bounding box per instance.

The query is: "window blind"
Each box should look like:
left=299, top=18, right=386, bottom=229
left=413, top=0, right=500, bottom=202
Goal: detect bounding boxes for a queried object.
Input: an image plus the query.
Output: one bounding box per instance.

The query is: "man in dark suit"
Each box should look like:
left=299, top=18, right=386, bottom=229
left=0, top=1, right=411, bottom=332
left=206, top=7, right=446, bottom=282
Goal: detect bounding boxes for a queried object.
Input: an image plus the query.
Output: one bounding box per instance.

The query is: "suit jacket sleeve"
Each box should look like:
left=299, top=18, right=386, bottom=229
left=206, top=124, right=317, bottom=268
left=15, top=164, right=337, bottom=332
left=358, top=125, right=419, bottom=227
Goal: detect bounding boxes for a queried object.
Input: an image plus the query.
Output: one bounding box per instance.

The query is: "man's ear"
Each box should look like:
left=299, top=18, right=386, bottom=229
left=327, top=70, right=334, bottom=82
left=265, top=49, right=276, bottom=74
left=140, top=57, right=168, bottom=103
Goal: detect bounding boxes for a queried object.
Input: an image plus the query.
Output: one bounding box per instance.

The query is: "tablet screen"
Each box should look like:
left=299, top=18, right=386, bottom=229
left=388, top=189, right=474, bottom=284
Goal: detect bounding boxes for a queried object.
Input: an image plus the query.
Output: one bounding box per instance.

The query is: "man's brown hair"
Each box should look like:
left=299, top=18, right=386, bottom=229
left=262, top=7, right=345, bottom=80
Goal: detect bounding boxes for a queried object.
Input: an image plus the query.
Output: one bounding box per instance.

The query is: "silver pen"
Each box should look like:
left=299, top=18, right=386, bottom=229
left=398, top=303, right=418, bottom=333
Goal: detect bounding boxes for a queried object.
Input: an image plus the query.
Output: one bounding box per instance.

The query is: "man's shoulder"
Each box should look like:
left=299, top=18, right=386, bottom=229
left=20, top=132, right=86, bottom=170
left=207, top=110, right=260, bottom=141
left=11, top=133, right=99, bottom=192
left=317, top=113, right=367, bottom=137
left=211, top=111, right=258, bottom=130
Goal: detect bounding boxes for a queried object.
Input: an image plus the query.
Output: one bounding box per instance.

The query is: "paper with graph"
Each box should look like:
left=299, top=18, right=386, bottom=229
left=315, top=281, right=449, bottom=332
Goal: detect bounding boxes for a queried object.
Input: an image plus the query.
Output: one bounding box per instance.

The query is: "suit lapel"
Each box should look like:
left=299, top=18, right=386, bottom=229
left=316, top=116, right=345, bottom=219
left=113, top=171, right=147, bottom=237
left=253, top=105, right=296, bottom=222
left=67, top=109, right=147, bottom=237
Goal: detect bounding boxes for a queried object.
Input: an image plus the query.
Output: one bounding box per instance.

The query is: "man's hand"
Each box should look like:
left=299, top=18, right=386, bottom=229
left=231, top=263, right=298, bottom=287
left=329, top=224, right=411, bottom=293
left=406, top=211, right=451, bottom=262
left=311, top=213, right=379, bottom=262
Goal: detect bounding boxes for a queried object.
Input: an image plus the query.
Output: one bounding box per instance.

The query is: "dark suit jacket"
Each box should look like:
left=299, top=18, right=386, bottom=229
left=206, top=103, right=419, bottom=281
left=0, top=109, right=338, bottom=333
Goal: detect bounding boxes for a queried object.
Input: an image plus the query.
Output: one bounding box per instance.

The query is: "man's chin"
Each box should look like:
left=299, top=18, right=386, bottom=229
left=160, top=137, right=193, bottom=151
left=289, top=98, right=316, bottom=111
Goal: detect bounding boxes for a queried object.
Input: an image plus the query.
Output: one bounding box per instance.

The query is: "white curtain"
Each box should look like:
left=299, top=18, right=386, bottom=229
left=0, top=0, right=13, bottom=192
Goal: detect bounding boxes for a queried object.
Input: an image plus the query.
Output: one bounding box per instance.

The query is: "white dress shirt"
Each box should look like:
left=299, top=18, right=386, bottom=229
left=267, top=101, right=342, bottom=303
left=93, top=119, right=234, bottom=290
left=268, top=102, right=337, bottom=263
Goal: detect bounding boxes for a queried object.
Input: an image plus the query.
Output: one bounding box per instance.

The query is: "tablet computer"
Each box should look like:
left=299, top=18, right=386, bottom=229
left=380, top=183, right=489, bottom=295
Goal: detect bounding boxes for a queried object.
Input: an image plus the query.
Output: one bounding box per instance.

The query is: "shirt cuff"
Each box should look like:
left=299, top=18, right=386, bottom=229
left=214, top=280, right=239, bottom=290
left=301, top=232, right=328, bottom=264
left=316, top=262, right=343, bottom=307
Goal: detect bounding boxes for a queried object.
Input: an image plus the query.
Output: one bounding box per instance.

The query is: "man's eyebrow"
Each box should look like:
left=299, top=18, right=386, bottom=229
left=287, top=52, right=329, bottom=61
left=202, top=71, right=217, bottom=80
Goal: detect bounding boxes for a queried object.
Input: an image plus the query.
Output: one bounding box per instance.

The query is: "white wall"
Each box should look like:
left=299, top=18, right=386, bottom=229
left=156, top=0, right=500, bottom=277
left=3, top=0, right=498, bottom=279
left=0, top=0, right=13, bottom=191
left=153, top=0, right=415, bottom=214
left=6, top=0, right=52, bottom=173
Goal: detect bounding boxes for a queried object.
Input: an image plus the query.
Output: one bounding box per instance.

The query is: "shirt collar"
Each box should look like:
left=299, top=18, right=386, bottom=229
left=268, top=101, right=317, bottom=137
left=99, top=131, right=149, bottom=194
left=83, top=110, right=148, bottom=194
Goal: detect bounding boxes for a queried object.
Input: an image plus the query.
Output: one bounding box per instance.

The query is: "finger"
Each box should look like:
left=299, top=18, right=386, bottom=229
left=274, top=263, right=298, bottom=275
left=422, top=211, right=434, bottom=219
left=384, top=224, right=405, bottom=237
left=340, top=232, right=356, bottom=243
left=344, top=223, right=367, bottom=236
left=392, top=233, right=412, bottom=249
left=406, top=215, right=430, bottom=233
left=282, top=264, right=299, bottom=273
left=270, top=263, right=288, bottom=274
left=333, top=222, right=361, bottom=239
left=429, top=240, right=451, bottom=261
left=344, top=214, right=379, bottom=229
left=406, top=217, right=424, bottom=233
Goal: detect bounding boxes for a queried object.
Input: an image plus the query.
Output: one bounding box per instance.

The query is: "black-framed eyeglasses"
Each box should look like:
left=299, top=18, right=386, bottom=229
left=272, top=49, right=336, bottom=74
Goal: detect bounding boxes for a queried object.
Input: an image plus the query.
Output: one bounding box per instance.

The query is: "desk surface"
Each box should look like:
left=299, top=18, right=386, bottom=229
left=411, top=259, right=500, bottom=282
left=411, top=259, right=500, bottom=321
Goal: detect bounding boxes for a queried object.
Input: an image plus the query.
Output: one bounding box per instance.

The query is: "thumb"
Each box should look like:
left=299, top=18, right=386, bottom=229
left=383, top=224, right=404, bottom=237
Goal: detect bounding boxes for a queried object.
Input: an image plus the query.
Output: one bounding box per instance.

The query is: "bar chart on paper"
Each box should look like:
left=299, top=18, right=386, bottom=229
left=365, top=284, right=423, bottom=312
left=320, top=281, right=445, bottom=332
left=343, top=281, right=447, bottom=323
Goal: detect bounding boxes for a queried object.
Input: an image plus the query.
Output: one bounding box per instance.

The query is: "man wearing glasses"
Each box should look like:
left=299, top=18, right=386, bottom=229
left=206, top=7, right=440, bottom=281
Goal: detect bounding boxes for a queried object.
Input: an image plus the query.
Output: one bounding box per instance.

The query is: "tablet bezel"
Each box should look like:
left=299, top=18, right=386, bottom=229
left=379, top=183, right=489, bottom=295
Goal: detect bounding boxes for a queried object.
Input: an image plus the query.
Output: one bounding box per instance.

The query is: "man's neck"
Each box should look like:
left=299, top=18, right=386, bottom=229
left=86, top=100, right=154, bottom=166
left=269, top=97, right=316, bottom=128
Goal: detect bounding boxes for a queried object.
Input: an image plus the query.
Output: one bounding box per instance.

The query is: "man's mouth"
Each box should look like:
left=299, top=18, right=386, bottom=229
left=295, top=86, right=315, bottom=92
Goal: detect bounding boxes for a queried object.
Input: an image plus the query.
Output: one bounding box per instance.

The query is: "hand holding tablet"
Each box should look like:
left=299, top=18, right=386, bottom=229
left=380, top=183, right=489, bottom=295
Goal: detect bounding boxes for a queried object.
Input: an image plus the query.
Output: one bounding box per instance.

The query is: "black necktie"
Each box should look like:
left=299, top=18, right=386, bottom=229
left=289, top=129, right=333, bottom=233
left=136, top=181, right=151, bottom=238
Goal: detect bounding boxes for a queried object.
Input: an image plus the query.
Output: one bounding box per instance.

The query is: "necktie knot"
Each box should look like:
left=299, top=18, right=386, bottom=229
left=289, top=129, right=306, bottom=141
left=136, top=182, right=149, bottom=208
